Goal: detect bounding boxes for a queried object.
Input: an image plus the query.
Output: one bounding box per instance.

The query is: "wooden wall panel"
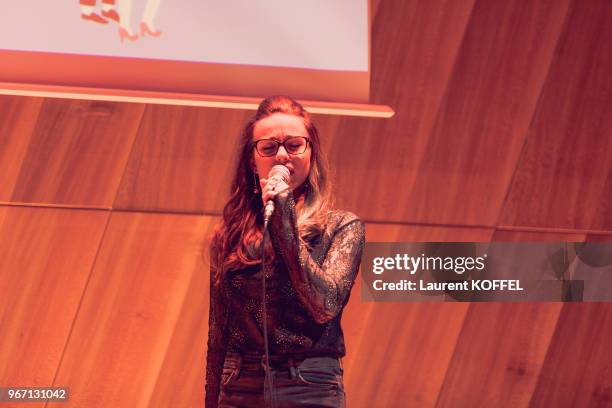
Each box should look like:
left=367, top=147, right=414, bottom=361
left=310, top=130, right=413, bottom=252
left=592, top=171, right=612, bottom=232
left=114, top=106, right=250, bottom=212
left=333, top=0, right=476, bottom=221
left=0, top=206, right=107, bottom=404
left=149, top=215, right=217, bottom=408
left=500, top=0, right=612, bottom=231
left=0, top=96, right=43, bottom=201
left=436, top=231, right=585, bottom=408
left=437, top=303, right=562, bottom=408
left=530, top=303, right=612, bottom=407
left=10, top=99, right=144, bottom=207
left=403, top=0, right=570, bottom=226
left=48, top=212, right=210, bottom=408
left=347, top=301, right=470, bottom=408
left=344, top=224, right=492, bottom=407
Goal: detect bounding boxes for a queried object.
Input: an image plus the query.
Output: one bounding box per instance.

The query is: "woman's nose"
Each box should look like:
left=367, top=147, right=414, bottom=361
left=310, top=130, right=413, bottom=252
left=275, top=145, right=290, bottom=162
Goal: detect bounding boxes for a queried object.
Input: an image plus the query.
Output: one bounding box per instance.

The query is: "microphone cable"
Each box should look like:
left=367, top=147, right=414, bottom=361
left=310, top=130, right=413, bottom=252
left=259, top=168, right=289, bottom=408
left=260, top=218, right=277, bottom=408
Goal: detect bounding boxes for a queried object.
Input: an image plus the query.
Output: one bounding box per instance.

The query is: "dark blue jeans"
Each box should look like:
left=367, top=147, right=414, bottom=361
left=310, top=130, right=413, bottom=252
left=218, top=351, right=346, bottom=408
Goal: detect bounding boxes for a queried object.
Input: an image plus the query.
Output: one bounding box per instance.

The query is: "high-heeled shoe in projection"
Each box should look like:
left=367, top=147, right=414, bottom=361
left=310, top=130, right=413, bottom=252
left=119, top=27, right=139, bottom=43
left=140, top=22, right=162, bottom=37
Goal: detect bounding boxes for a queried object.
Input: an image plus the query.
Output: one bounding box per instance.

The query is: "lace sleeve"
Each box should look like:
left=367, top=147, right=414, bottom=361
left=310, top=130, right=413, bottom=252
left=205, top=258, right=228, bottom=408
left=269, top=190, right=365, bottom=324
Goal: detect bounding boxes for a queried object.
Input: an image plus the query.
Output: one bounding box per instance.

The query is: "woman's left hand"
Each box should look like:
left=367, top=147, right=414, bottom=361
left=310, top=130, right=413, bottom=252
left=260, top=177, right=290, bottom=205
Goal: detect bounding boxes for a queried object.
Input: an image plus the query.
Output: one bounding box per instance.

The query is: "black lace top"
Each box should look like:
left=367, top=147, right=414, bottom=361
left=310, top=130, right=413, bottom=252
left=205, top=189, right=365, bottom=407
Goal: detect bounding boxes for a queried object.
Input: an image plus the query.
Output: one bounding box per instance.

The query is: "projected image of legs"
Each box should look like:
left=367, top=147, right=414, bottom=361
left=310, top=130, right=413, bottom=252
left=141, top=0, right=163, bottom=37
left=118, top=0, right=138, bottom=42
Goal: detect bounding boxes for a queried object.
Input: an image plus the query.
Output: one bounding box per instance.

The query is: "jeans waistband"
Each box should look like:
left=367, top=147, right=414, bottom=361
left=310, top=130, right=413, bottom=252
left=225, top=351, right=339, bottom=370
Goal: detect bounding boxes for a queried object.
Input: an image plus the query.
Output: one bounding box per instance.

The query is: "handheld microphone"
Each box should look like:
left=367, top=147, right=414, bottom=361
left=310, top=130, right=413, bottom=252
left=263, top=165, right=290, bottom=224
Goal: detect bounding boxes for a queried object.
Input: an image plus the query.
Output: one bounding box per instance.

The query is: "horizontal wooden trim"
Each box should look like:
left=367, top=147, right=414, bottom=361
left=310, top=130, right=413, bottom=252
left=0, top=82, right=394, bottom=118
left=1, top=203, right=608, bottom=235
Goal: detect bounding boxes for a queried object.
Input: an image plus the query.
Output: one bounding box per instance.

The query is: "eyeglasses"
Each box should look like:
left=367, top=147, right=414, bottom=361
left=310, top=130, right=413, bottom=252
left=252, top=136, right=310, bottom=157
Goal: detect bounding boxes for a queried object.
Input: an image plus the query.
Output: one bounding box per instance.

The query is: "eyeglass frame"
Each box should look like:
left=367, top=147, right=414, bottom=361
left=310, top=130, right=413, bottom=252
left=251, top=136, right=311, bottom=157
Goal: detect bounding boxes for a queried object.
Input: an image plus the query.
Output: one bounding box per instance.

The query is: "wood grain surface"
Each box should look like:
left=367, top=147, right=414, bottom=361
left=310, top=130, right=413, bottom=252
left=9, top=99, right=144, bottom=207
left=0, top=96, right=43, bottom=201
left=46, top=212, right=213, bottom=408
left=0, top=206, right=108, bottom=408
left=499, top=0, right=612, bottom=231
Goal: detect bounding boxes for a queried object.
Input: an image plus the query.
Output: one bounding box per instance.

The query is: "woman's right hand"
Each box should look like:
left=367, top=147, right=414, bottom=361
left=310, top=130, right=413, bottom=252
left=259, top=177, right=290, bottom=206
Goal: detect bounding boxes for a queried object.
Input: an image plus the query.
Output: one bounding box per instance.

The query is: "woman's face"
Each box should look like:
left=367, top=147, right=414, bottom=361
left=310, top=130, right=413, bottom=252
left=251, top=113, right=312, bottom=191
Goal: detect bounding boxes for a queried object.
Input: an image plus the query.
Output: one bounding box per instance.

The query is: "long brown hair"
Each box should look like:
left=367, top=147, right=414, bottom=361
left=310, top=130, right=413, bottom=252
left=209, top=96, right=333, bottom=282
